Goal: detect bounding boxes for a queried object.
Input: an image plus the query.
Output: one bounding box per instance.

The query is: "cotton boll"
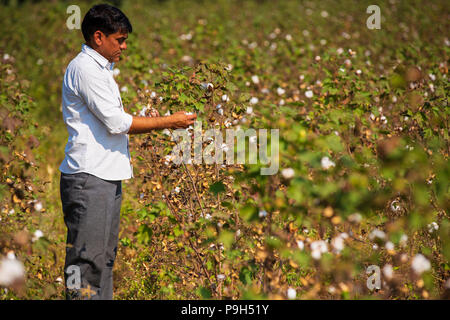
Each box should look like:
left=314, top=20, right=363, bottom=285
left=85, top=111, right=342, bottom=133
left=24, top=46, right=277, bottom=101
left=287, top=288, right=296, bottom=300
left=0, top=257, right=25, bottom=287
left=251, top=75, right=260, bottom=84
left=321, top=157, right=335, bottom=169
left=281, top=168, right=295, bottom=179
left=277, top=87, right=285, bottom=95
left=369, top=229, right=386, bottom=241
left=32, top=230, right=44, bottom=242
left=249, top=97, right=259, bottom=105
left=305, top=90, right=313, bottom=98
left=411, top=254, right=431, bottom=275
left=383, top=264, right=394, bottom=280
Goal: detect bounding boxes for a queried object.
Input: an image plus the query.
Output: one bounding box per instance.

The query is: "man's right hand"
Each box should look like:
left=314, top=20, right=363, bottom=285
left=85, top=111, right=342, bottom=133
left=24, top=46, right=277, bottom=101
left=168, top=111, right=197, bottom=129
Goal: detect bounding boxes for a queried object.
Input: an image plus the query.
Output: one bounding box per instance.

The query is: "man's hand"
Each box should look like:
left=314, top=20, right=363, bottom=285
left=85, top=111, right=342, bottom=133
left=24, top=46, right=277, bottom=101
left=169, top=111, right=197, bottom=129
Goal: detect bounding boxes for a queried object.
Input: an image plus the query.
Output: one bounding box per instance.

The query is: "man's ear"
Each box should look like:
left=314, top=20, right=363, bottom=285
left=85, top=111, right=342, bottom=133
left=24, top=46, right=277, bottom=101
left=92, top=30, right=104, bottom=46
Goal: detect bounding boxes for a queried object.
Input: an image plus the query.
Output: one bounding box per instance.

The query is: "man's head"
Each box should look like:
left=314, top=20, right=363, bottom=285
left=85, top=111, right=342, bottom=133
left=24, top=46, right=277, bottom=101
left=81, top=4, right=132, bottom=63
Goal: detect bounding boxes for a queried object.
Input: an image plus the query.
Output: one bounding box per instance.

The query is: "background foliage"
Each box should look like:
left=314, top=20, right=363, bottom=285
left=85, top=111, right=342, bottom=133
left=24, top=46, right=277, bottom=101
left=0, top=0, right=449, bottom=299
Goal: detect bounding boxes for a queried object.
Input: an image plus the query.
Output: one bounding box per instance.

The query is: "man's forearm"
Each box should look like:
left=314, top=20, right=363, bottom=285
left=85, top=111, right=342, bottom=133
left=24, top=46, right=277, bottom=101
left=127, top=112, right=197, bottom=134
left=127, top=116, right=173, bottom=134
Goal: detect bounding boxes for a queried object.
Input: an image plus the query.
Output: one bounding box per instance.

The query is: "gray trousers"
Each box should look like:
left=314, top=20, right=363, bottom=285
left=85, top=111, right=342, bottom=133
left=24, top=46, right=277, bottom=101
left=60, top=172, right=122, bottom=300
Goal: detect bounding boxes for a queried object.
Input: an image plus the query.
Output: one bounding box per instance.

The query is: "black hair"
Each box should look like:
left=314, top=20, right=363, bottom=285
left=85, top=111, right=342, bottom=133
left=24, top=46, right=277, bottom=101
left=81, top=4, right=132, bottom=43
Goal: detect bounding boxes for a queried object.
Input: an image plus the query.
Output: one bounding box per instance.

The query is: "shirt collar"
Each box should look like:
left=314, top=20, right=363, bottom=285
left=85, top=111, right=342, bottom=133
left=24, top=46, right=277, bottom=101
left=82, top=44, right=114, bottom=70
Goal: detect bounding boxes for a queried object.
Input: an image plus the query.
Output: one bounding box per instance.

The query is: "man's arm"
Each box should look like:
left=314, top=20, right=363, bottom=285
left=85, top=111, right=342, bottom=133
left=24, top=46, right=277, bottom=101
left=127, top=111, right=197, bottom=134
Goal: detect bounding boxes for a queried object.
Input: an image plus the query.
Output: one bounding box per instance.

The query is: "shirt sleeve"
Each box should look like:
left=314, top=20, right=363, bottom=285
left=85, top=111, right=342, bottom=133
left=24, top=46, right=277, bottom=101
left=76, top=67, right=133, bottom=135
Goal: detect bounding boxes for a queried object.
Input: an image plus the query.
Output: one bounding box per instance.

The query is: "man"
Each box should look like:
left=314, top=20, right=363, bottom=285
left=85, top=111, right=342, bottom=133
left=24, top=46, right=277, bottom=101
left=59, top=4, right=196, bottom=300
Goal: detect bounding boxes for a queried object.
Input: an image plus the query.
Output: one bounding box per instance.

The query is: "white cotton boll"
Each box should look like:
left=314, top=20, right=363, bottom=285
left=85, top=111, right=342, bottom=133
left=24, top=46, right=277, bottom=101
left=369, top=229, right=386, bottom=241
left=372, top=244, right=379, bottom=250
left=32, top=230, right=44, bottom=242
left=390, top=200, right=401, bottom=212
left=297, top=240, right=304, bottom=250
left=285, top=34, right=293, bottom=41
left=246, top=106, right=253, bottom=114
left=320, top=39, right=327, bottom=46
left=344, top=59, right=352, bottom=67
left=36, top=58, right=43, bottom=65
left=121, top=86, right=128, bottom=93
left=281, top=168, right=295, bottom=179
left=305, top=90, right=313, bottom=98
left=339, top=232, right=349, bottom=240
left=249, top=97, right=259, bottom=105
left=321, top=157, right=336, bottom=170
left=261, top=87, right=270, bottom=94
left=336, top=47, right=344, bottom=55
left=356, top=69, right=362, bottom=75
left=331, top=236, right=345, bottom=253
left=0, top=257, right=25, bottom=287
left=3, top=53, right=10, bottom=60
left=277, top=87, right=285, bottom=95
left=205, top=214, right=212, bottom=220
left=427, top=222, right=439, bottom=233
left=259, top=210, right=267, bottom=218
left=320, top=10, right=329, bottom=18
left=150, top=91, right=157, bottom=98
left=217, top=108, right=224, bottom=116
left=311, top=250, right=322, bottom=260
left=221, top=143, right=229, bottom=152
left=411, top=254, right=431, bottom=275
left=236, top=229, right=241, bottom=237
left=6, top=252, right=16, bottom=260
left=34, top=201, right=43, bottom=212
left=311, top=240, right=328, bottom=254
left=217, top=274, right=226, bottom=281
left=315, top=55, right=321, bottom=62
left=383, top=264, right=394, bottom=280
left=370, top=113, right=376, bottom=121
left=348, top=213, right=362, bottom=223
left=139, top=106, right=149, bottom=117
left=385, top=241, right=395, bottom=251
left=399, top=234, right=408, bottom=247
left=287, top=288, right=297, bottom=300
left=113, top=68, right=120, bottom=77
left=279, top=99, right=285, bottom=106
left=251, top=75, right=260, bottom=84
left=174, top=187, right=181, bottom=193
left=429, top=74, right=436, bottom=81
left=221, top=94, right=229, bottom=102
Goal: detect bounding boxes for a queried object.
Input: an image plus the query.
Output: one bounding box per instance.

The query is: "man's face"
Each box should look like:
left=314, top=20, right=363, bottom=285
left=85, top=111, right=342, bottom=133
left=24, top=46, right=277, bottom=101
left=90, top=30, right=128, bottom=63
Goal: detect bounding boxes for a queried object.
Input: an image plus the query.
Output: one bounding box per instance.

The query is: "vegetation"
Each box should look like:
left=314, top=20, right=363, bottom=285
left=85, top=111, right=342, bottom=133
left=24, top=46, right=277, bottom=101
left=0, top=0, right=448, bottom=299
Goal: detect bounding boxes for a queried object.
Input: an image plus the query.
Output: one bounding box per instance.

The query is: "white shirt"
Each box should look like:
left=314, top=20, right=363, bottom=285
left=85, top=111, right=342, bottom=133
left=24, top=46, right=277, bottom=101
left=59, top=44, right=134, bottom=181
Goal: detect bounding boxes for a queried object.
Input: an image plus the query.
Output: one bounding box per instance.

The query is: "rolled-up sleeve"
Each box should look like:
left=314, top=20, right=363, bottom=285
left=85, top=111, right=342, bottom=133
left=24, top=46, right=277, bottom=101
left=76, top=68, right=132, bottom=135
